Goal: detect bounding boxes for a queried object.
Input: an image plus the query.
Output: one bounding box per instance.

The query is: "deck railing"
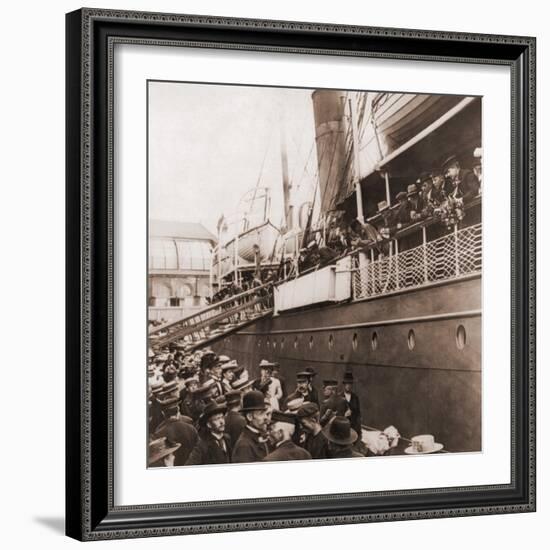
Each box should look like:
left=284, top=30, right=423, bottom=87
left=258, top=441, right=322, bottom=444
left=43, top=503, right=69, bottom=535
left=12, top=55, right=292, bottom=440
left=351, top=223, right=482, bottom=300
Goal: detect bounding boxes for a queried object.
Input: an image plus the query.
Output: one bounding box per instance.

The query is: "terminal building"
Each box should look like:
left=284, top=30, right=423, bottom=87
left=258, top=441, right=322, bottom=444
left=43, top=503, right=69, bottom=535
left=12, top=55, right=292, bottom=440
left=148, top=220, right=217, bottom=322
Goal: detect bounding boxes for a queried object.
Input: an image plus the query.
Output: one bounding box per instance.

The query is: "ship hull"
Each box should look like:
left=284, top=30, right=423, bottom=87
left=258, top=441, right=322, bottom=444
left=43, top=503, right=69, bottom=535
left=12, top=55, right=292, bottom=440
left=214, top=275, right=481, bottom=453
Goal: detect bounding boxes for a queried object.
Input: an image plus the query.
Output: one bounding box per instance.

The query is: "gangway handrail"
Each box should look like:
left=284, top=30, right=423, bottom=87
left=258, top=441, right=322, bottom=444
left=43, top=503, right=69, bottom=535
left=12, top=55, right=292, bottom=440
left=149, top=281, right=274, bottom=336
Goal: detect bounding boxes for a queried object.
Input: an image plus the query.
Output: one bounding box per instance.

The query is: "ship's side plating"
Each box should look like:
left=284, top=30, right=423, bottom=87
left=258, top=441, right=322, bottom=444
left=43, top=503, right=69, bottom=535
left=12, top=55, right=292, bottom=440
left=215, top=273, right=481, bottom=453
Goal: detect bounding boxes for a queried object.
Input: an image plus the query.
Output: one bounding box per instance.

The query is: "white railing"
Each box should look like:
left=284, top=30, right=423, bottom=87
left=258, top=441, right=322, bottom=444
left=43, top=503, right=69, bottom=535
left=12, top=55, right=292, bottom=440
left=351, top=223, right=482, bottom=300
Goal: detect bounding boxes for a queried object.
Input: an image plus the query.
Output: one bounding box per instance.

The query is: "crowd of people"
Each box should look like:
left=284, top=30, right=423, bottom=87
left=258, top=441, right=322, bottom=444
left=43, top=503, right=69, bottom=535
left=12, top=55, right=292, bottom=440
left=148, top=346, right=400, bottom=467
left=297, top=152, right=482, bottom=272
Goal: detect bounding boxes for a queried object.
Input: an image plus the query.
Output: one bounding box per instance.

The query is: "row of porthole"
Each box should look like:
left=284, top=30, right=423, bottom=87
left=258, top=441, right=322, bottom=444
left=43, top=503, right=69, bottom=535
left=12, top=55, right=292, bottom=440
left=255, top=325, right=467, bottom=352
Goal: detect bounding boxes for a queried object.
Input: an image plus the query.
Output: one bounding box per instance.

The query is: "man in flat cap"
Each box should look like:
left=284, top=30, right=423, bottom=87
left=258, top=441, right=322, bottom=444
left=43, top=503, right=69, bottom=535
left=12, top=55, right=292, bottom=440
left=297, top=402, right=330, bottom=459
left=319, top=379, right=349, bottom=426
left=224, top=390, right=247, bottom=447
left=263, top=411, right=312, bottom=462
left=285, top=371, right=319, bottom=409
left=186, top=399, right=231, bottom=465
left=153, top=396, right=198, bottom=466
left=442, top=154, right=480, bottom=203
left=232, top=390, right=271, bottom=463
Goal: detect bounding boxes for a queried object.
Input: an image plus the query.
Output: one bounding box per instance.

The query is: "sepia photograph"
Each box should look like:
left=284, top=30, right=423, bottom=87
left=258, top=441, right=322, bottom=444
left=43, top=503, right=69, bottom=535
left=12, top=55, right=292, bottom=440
left=146, top=80, right=482, bottom=468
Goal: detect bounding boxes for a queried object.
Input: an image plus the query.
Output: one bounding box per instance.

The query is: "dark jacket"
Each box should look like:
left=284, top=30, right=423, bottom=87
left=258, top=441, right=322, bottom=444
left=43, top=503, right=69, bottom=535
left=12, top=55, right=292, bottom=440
left=395, top=201, right=412, bottom=226
left=328, top=445, right=365, bottom=459
left=263, top=440, right=312, bottom=462
left=185, top=431, right=232, bottom=466
left=153, top=417, right=198, bottom=466
left=341, top=391, right=362, bottom=436
left=449, top=169, right=479, bottom=202
left=320, top=394, right=349, bottom=426
left=304, top=430, right=330, bottom=459
left=285, top=387, right=319, bottom=409
left=232, top=426, right=269, bottom=463
left=225, top=409, right=247, bottom=447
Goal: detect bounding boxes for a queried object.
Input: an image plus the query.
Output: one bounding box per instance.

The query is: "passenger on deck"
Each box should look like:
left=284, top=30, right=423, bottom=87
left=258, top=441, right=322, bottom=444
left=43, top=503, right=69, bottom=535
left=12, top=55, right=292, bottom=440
left=442, top=154, right=480, bottom=202
left=406, top=183, right=423, bottom=221
left=376, top=200, right=395, bottom=241
left=394, top=191, right=412, bottom=229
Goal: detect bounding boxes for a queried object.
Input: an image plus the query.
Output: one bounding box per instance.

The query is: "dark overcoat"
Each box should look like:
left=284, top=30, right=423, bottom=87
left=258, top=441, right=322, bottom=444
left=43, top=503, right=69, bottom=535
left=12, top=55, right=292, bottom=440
left=232, top=426, right=269, bottom=463
left=153, top=417, right=198, bottom=466
left=263, top=440, right=312, bottom=462
left=225, top=410, right=247, bottom=447
left=185, top=431, right=232, bottom=465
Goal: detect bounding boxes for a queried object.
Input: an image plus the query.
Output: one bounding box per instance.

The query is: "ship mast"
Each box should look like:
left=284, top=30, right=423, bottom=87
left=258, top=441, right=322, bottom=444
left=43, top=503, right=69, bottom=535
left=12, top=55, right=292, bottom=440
left=348, top=95, right=365, bottom=224
left=279, top=110, right=293, bottom=230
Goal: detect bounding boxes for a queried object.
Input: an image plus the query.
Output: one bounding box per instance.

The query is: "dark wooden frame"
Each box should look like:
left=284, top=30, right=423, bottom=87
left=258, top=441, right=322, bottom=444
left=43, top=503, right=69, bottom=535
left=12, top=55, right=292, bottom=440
left=66, top=8, right=536, bottom=541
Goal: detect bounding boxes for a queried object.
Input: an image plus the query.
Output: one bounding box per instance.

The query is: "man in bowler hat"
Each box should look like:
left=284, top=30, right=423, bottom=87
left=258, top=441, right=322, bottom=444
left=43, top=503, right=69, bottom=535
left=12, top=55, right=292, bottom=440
left=186, top=400, right=231, bottom=465
left=232, top=390, right=271, bottom=463
left=263, top=411, right=312, bottom=462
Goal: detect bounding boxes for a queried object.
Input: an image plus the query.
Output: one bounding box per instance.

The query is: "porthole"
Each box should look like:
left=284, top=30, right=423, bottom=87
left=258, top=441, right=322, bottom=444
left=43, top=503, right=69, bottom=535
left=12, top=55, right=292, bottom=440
left=309, top=336, right=314, bottom=349
left=352, top=333, right=358, bottom=351
left=371, top=331, right=379, bottom=351
left=328, top=334, right=334, bottom=350
left=456, top=325, right=466, bottom=350
left=407, top=329, right=416, bottom=350
left=294, top=336, right=299, bottom=349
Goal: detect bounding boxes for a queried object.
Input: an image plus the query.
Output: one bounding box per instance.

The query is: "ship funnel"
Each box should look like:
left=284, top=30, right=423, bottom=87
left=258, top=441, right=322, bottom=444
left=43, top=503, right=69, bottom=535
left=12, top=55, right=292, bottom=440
left=312, top=90, right=351, bottom=213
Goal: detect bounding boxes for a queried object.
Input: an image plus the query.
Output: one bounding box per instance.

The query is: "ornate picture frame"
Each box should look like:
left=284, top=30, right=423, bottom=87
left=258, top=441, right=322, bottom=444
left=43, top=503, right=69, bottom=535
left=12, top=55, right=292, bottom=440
left=65, top=8, right=536, bottom=541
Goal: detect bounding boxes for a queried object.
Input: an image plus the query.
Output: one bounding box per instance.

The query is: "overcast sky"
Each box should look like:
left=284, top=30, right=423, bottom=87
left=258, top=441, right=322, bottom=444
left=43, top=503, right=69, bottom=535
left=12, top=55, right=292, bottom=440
left=148, top=81, right=319, bottom=236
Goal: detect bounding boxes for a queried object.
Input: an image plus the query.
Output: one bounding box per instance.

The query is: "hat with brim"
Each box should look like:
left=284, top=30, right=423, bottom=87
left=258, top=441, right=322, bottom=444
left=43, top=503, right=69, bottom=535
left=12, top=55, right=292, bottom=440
left=396, top=191, right=408, bottom=201
left=343, top=372, right=354, bottom=384
left=270, top=410, right=298, bottom=426
left=285, top=397, right=305, bottom=412
left=322, top=416, right=358, bottom=446
left=240, top=390, right=268, bottom=412
left=232, top=378, right=255, bottom=392
left=224, top=390, right=242, bottom=407
left=322, top=379, right=339, bottom=388
left=259, top=359, right=275, bottom=370
left=406, top=184, right=418, bottom=196
left=148, top=437, right=181, bottom=466
left=158, top=395, right=181, bottom=409
left=194, top=379, right=216, bottom=396
left=222, top=360, right=239, bottom=372
left=441, top=154, right=459, bottom=171
left=296, top=372, right=310, bottom=381
left=304, top=367, right=317, bottom=378
left=296, top=402, right=319, bottom=419
left=199, top=399, right=227, bottom=425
